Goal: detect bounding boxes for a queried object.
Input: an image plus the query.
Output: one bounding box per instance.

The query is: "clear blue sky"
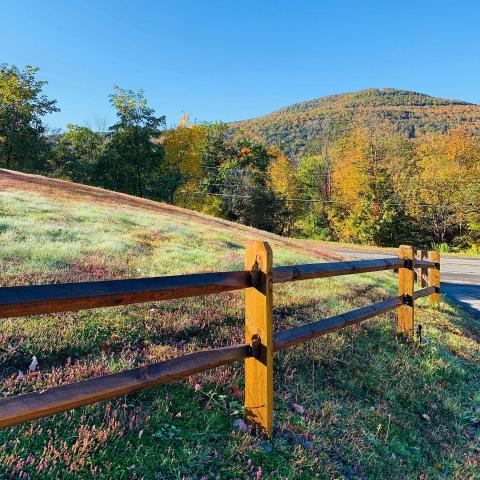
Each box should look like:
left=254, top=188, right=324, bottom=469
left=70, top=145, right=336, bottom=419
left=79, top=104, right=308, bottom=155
left=2, top=0, right=479, bottom=130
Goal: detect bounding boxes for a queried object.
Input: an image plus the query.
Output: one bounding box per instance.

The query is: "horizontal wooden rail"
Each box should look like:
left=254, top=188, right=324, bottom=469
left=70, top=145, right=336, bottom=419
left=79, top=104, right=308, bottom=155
left=0, top=271, right=252, bottom=319
left=0, top=242, right=441, bottom=433
left=272, top=258, right=404, bottom=284
left=0, top=343, right=251, bottom=429
left=0, top=293, right=407, bottom=428
left=0, top=257, right=414, bottom=320
left=413, top=286, right=436, bottom=300
left=273, top=295, right=404, bottom=351
left=414, top=259, right=437, bottom=269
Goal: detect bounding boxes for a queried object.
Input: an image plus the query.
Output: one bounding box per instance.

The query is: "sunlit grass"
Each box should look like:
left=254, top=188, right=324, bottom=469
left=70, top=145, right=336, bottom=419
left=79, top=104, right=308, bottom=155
left=0, top=188, right=478, bottom=479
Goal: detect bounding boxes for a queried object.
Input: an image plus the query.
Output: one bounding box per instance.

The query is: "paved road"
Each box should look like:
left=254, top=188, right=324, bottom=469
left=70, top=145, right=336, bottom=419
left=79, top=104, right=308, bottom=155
left=328, top=249, right=480, bottom=319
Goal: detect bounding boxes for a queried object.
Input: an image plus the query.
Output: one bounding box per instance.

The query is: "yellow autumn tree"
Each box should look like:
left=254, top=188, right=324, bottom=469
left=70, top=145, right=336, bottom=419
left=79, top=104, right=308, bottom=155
left=411, top=128, right=480, bottom=244
left=330, top=128, right=372, bottom=209
left=268, top=151, right=300, bottom=198
left=329, top=128, right=377, bottom=241
left=267, top=151, right=304, bottom=234
left=328, top=128, right=408, bottom=245
left=162, top=114, right=206, bottom=209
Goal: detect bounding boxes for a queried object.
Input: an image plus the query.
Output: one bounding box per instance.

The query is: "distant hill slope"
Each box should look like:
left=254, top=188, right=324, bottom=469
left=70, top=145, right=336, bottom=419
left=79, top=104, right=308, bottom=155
left=230, top=88, right=480, bottom=157
left=0, top=169, right=340, bottom=264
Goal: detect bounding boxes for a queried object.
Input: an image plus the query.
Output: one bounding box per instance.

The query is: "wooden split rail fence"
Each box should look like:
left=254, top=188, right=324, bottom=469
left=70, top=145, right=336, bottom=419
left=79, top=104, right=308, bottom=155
left=0, top=242, right=440, bottom=434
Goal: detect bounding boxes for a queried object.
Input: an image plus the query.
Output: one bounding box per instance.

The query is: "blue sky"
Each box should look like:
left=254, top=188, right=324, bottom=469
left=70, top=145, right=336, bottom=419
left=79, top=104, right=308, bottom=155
left=2, top=0, right=479, bottom=130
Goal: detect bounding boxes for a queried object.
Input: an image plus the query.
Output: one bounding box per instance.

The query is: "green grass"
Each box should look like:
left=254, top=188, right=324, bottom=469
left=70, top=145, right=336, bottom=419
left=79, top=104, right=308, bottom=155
left=0, top=188, right=479, bottom=479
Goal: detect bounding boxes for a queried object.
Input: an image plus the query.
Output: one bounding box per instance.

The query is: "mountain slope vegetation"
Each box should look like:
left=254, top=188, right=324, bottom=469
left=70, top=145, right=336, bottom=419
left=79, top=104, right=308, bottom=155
left=231, top=88, right=480, bottom=157
left=0, top=171, right=478, bottom=479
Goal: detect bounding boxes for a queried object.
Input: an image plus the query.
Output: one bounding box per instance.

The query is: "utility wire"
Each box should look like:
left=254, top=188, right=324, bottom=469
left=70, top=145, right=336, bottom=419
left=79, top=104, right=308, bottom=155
left=194, top=183, right=478, bottom=208
left=189, top=191, right=478, bottom=209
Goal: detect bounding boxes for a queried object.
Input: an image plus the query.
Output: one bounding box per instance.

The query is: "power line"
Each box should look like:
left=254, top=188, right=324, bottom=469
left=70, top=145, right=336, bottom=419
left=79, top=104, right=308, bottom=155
left=189, top=191, right=478, bottom=209
left=202, top=165, right=480, bottom=184
left=186, top=191, right=251, bottom=199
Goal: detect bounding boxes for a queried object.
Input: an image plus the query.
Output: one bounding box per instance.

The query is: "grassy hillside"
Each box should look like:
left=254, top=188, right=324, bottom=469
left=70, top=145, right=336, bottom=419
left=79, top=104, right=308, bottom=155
left=0, top=170, right=479, bottom=479
left=230, top=88, right=480, bottom=157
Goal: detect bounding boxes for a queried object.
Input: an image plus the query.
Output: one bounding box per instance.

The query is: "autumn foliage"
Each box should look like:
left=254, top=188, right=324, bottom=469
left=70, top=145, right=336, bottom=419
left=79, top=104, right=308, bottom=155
left=2, top=64, right=479, bottom=251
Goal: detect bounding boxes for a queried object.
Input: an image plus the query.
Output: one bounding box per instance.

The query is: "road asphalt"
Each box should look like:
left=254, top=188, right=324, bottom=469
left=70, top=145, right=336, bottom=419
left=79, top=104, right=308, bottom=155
left=327, top=249, right=480, bottom=319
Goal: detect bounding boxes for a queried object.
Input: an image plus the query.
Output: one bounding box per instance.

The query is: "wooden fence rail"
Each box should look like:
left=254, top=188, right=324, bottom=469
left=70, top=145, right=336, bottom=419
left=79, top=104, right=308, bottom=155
left=0, top=243, right=441, bottom=434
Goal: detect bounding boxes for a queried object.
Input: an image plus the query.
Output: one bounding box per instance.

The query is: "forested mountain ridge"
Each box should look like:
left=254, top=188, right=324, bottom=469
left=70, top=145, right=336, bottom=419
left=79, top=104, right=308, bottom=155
left=230, top=88, right=480, bottom=157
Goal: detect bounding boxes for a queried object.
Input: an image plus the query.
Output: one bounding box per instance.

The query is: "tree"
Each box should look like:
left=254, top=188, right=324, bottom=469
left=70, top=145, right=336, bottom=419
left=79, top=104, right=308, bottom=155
left=408, top=129, right=480, bottom=245
left=268, top=152, right=303, bottom=235
left=188, top=122, right=230, bottom=216
left=295, top=154, right=331, bottom=237
left=162, top=115, right=206, bottom=206
left=329, top=128, right=413, bottom=245
left=213, top=138, right=279, bottom=231
left=96, top=87, right=165, bottom=198
left=224, top=167, right=278, bottom=231
left=0, top=64, right=58, bottom=172
left=50, top=124, right=104, bottom=182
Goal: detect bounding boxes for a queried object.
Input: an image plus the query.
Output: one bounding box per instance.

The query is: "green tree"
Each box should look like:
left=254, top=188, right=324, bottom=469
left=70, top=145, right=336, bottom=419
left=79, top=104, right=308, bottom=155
left=216, top=138, right=279, bottom=231
left=295, top=154, right=331, bottom=238
left=225, top=167, right=278, bottom=231
left=96, top=87, right=165, bottom=198
left=0, top=64, right=58, bottom=172
left=50, top=124, right=104, bottom=182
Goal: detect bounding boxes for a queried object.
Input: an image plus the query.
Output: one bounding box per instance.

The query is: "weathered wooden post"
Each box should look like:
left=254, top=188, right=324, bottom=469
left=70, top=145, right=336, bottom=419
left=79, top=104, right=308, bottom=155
left=397, top=245, right=415, bottom=338
left=428, top=250, right=441, bottom=305
left=244, top=240, right=273, bottom=435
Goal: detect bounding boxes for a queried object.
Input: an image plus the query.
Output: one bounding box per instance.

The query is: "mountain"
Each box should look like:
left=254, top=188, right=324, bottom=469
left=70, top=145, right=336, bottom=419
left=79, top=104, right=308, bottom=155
left=230, top=88, right=480, bottom=157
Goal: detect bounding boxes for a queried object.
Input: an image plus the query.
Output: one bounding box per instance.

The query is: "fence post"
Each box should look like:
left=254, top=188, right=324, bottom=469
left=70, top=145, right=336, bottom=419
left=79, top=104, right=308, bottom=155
left=428, top=251, right=441, bottom=305
left=244, top=240, right=273, bottom=435
left=397, top=245, right=415, bottom=338
left=420, top=250, right=428, bottom=287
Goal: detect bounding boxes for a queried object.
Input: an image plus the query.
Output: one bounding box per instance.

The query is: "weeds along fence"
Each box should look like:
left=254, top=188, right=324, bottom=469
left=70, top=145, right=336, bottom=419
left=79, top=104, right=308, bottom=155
left=0, top=242, right=440, bottom=435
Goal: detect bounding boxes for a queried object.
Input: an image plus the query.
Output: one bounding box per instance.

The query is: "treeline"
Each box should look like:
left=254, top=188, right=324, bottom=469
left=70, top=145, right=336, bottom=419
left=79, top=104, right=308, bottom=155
left=1, top=64, right=479, bottom=251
